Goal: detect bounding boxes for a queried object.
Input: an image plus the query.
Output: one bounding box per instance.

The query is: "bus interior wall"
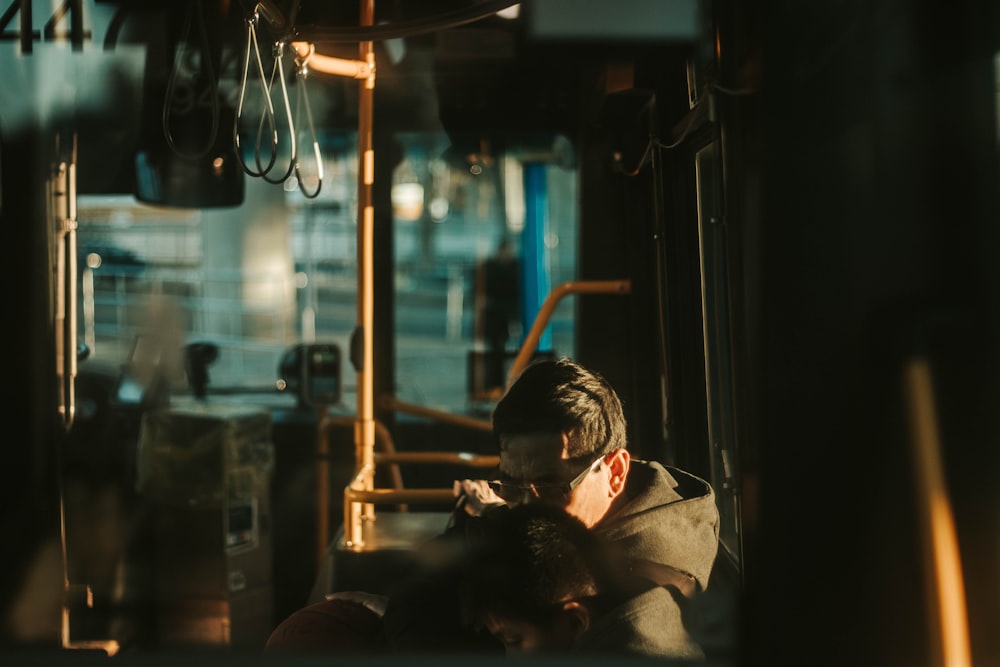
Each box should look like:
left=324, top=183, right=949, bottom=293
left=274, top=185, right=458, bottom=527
left=747, top=1, right=1000, bottom=664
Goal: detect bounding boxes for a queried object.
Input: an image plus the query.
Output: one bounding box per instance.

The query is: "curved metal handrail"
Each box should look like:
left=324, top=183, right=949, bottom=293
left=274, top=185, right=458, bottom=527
left=338, top=279, right=632, bottom=550
left=507, top=279, right=632, bottom=386
left=379, top=395, right=492, bottom=432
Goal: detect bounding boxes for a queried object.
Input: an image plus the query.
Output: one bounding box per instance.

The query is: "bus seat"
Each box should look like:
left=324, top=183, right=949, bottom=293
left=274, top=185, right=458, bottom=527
left=264, top=598, right=385, bottom=652
left=307, top=512, right=453, bottom=604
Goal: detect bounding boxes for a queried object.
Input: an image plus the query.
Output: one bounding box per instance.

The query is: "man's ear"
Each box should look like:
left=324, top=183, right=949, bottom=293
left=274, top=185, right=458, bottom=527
left=607, top=448, right=630, bottom=496
left=557, top=600, right=591, bottom=639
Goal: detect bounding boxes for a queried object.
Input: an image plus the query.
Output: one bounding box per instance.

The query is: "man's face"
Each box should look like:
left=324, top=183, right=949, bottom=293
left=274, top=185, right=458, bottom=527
left=497, top=432, right=614, bottom=528
left=483, top=613, right=578, bottom=655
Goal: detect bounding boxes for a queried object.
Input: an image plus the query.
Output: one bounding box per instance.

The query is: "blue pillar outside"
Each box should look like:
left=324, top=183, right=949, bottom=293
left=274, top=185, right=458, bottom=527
left=521, top=162, right=552, bottom=352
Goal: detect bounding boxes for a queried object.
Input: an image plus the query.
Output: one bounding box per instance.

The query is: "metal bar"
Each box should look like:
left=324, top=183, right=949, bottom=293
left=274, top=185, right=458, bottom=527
left=374, top=452, right=499, bottom=468
left=903, top=358, right=971, bottom=667
left=320, top=415, right=405, bottom=488
left=344, top=488, right=457, bottom=505
left=319, top=411, right=407, bottom=561
left=507, top=279, right=632, bottom=385
left=290, top=41, right=371, bottom=79
left=314, top=406, right=329, bottom=568
left=318, top=413, right=406, bottom=522
left=379, top=395, right=492, bottom=432
left=346, top=0, right=377, bottom=549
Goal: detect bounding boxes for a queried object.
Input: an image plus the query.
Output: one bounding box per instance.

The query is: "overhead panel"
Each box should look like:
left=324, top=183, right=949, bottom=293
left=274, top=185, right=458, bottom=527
left=526, top=0, right=701, bottom=43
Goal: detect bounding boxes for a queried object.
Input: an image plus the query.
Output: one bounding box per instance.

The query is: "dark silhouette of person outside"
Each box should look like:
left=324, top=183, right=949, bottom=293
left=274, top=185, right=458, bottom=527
left=479, top=237, right=520, bottom=391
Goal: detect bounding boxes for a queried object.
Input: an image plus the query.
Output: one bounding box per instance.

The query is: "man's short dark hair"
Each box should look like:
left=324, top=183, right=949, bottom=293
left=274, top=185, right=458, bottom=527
left=491, top=357, right=627, bottom=458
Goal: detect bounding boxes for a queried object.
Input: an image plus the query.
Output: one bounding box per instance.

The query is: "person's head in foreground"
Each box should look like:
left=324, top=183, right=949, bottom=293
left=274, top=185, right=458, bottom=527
left=489, top=357, right=631, bottom=527
left=460, top=503, right=625, bottom=655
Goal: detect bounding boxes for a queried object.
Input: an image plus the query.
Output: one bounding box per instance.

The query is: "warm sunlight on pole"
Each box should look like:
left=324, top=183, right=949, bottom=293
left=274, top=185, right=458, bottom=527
left=904, top=358, right=971, bottom=667
left=347, top=0, right=377, bottom=550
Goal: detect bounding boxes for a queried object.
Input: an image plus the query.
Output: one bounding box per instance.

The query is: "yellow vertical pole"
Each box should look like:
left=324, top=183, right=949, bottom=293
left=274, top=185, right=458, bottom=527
left=347, top=0, right=377, bottom=549
left=904, top=359, right=971, bottom=667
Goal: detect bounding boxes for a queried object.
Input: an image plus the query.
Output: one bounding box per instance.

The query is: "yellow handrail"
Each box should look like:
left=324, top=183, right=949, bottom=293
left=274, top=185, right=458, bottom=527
left=507, top=279, right=632, bottom=387
left=375, top=452, right=499, bottom=467
left=338, top=279, right=632, bottom=550
left=344, top=488, right=466, bottom=506
left=380, top=395, right=492, bottom=432
left=315, top=413, right=406, bottom=567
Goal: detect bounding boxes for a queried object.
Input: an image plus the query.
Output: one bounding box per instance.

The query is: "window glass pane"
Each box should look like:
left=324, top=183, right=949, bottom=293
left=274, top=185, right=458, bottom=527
left=392, top=131, right=578, bottom=414
left=77, top=134, right=361, bottom=404
left=76, top=129, right=579, bottom=416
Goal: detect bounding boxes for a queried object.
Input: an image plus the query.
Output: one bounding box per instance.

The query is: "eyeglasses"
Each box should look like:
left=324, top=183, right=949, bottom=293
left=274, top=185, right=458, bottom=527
left=486, top=454, right=605, bottom=504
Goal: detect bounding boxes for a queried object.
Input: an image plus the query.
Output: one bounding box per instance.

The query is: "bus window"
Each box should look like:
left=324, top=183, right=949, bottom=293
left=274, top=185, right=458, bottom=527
left=76, top=132, right=363, bottom=400
left=391, top=131, right=579, bottom=414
